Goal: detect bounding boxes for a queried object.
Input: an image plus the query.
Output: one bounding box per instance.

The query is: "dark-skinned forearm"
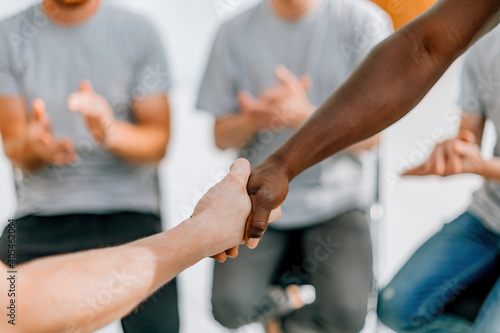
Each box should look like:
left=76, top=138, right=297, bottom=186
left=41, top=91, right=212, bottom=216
left=270, top=0, right=500, bottom=181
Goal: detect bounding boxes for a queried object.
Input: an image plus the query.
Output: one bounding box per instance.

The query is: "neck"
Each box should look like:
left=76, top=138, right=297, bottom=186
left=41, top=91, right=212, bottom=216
left=42, top=0, right=100, bottom=26
left=270, top=0, right=321, bottom=21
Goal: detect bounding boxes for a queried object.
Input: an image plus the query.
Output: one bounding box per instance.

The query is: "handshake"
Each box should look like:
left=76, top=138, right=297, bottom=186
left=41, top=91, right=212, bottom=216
left=189, top=158, right=289, bottom=262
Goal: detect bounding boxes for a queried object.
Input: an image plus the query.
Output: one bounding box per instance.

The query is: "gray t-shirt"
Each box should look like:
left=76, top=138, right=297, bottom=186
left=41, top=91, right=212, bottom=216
left=459, top=26, right=500, bottom=234
left=0, top=2, right=171, bottom=218
left=197, top=0, right=392, bottom=229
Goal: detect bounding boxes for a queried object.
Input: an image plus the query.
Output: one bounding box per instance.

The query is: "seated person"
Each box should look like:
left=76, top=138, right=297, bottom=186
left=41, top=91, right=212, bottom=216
left=0, top=159, right=281, bottom=333
left=0, top=0, right=176, bottom=331
left=377, top=25, right=500, bottom=333
left=197, top=0, right=392, bottom=331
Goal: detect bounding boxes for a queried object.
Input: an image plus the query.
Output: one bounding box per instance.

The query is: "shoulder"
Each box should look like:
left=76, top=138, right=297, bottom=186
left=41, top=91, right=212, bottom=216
left=464, top=25, right=500, bottom=73
left=0, top=4, right=38, bottom=41
left=217, top=3, right=264, bottom=42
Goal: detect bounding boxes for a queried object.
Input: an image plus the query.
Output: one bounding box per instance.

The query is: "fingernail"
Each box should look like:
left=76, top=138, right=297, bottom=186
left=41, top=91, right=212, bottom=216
left=247, top=238, right=260, bottom=249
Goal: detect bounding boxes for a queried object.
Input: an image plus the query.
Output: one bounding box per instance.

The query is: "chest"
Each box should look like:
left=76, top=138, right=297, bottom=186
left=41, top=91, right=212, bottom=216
left=234, top=24, right=353, bottom=105
left=10, top=28, right=136, bottom=124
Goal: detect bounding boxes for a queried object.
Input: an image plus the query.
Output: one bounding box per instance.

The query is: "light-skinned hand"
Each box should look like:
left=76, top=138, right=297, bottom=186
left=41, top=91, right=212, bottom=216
left=403, top=130, right=484, bottom=177
left=190, top=158, right=282, bottom=261
left=27, top=98, right=78, bottom=167
left=67, top=80, right=115, bottom=145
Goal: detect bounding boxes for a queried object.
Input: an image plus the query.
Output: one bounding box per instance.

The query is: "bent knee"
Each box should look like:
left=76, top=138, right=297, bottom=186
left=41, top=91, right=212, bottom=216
left=212, top=292, right=269, bottom=329
left=378, top=286, right=424, bottom=332
left=321, top=298, right=369, bottom=333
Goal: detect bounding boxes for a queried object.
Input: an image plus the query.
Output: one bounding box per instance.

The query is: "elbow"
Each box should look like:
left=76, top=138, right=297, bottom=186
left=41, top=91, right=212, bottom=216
left=150, top=133, right=170, bottom=163
left=402, top=22, right=462, bottom=73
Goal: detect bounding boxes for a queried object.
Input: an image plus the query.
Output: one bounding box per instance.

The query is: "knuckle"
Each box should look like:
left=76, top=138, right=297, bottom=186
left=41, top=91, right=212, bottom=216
left=254, top=189, right=277, bottom=206
left=249, top=221, right=268, bottom=237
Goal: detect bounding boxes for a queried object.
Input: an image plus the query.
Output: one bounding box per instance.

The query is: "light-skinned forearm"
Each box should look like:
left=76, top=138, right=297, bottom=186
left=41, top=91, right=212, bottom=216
left=16, top=220, right=204, bottom=333
left=3, top=137, right=46, bottom=171
left=215, top=114, right=260, bottom=150
left=477, top=157, right=500, bottom=181
left=269, top=0, right=500, bottom=181
left=105, top=121, right=170, bottom=164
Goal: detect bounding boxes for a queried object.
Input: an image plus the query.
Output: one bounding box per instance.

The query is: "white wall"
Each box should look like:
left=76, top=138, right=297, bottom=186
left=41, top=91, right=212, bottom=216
left=0, top=1, right=490, bottom=332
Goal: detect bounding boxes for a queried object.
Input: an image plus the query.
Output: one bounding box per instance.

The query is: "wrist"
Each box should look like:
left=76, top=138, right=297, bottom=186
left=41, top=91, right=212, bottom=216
left=264, top=153, right=296, bottom=182
left=178, top=215, right=215, bottom=260
left=102, top=119, right=121, bottom=150
left=22, top=136, right=47, bottom=167
left=475, top=158, right=489, bottom=177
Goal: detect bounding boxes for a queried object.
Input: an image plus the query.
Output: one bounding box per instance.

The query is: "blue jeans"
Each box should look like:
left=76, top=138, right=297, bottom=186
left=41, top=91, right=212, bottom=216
left=377, top=212, right=500, bottom=333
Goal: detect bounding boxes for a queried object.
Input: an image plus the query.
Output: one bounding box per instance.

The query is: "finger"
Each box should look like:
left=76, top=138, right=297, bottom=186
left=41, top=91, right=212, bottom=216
left=269, top=206, right=282, bottom=223
left=52, top=140, right=78, bottom=165
left=226, top=246, right=239, bottom=258
left=39, top=133, right=53, bottom=146
left=443, top=141, right=461, bottom=175
left=275, top=65, right=300, bottom=90
left=237, top=91, right=258, bottom=112
left=429, top=145, right=446, bottom=176
left=67, top=93, right=85, bottom=113
left=68, top=94, right=96, bottom=117
left=32, top=98, right=49, bottom=125
left=299, top=76, right=312, bottom=90
left=459, top=130, right=476, bottom=144
left=443, top=140, right=464, bottom=176
left=453, top=140, right=469, bottom=155
left=79, top=80, right=94, bottom=93
left=260, top=85, right=287, bottom=104
left=212, top=252, right=227, bottom=263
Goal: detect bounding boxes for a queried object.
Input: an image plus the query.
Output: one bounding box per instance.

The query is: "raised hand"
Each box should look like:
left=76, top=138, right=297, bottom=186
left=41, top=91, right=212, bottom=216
left=67, top=80, right=115, bottom=144
left=244, top=157, right=290, bottom=249
left=238, top=65, right=314, bottom=131
left=238, top=91, right=285, bottom=130
left=260, top=65, right=314, bottom=129
left=403, top=130, right=484, bottom=177
left=27, top=98, right=77, bottom=167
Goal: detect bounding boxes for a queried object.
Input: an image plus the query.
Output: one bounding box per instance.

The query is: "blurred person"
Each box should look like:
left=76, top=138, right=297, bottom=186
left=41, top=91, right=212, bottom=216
left=197, top=0, right=392, bottom=331
left=226, top=0, right=499, bottom=257
left=377, top=26, right=500, bottom=332
left=0, top=159, right=282, bottom=333
left=0, top=0, right=178, bottom=331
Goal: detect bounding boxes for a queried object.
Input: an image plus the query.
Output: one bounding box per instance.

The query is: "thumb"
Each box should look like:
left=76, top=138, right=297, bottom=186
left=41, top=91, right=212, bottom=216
left=32, top=98, right=49, bottom=125
left=79, top=80, right=94, bottom=93
left=245, top=199, right=271, bottom=249
left=230, top=158, right=251, bottom=183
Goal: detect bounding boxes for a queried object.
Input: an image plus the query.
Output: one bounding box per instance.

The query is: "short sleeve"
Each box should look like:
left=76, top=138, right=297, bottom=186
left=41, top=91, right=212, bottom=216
left=196, top=25, right=238, bottom=117
left=0, top=33, right=21, bottom=96
left=457, top=50, right=485, bottom=115
left=341, top=2, right=393, bottom=68
left=132, top=21, right=171, bottom=99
